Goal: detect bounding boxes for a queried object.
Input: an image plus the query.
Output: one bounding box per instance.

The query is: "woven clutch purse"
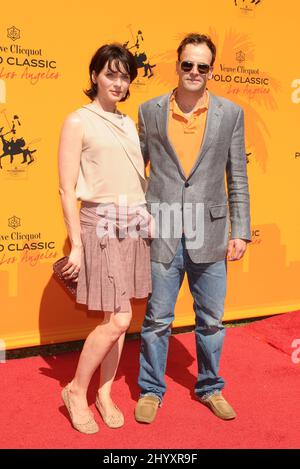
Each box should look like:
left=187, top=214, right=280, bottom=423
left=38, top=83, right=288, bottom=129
left=52, top=256, right=77, bottom=298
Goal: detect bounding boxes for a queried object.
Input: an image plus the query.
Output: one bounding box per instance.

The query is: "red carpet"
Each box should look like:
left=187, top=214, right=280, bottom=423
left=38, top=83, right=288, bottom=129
left=1, top=312, right=300, bottom=449
left=244, top=310, right=300, bottom=356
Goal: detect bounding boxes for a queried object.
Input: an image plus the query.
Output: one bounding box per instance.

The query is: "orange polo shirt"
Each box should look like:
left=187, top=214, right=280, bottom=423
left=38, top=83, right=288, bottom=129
left=168, top=90, right=209, bottom=177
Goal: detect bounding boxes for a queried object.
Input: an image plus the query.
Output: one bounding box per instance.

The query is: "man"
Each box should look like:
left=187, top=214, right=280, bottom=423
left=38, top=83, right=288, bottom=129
left=134, top=33, right=251, bottom=423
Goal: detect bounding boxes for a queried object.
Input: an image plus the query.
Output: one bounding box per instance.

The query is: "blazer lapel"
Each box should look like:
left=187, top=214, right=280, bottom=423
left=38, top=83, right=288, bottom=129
left=155, top=93, right=186, bottom=180
left=187, top=93, right=224, bottom=179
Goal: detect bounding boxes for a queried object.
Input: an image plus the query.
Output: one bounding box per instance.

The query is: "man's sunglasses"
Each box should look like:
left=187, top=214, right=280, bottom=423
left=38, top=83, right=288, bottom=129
left=180, top=61, right=211, bottom=74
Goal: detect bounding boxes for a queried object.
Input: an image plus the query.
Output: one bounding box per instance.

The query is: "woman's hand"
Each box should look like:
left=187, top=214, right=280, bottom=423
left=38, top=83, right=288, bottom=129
left=61, top=245, right=82, bottom=282
left=148, top=213, right=156, bottom=240
left=137, top=206, right=156, bottom=239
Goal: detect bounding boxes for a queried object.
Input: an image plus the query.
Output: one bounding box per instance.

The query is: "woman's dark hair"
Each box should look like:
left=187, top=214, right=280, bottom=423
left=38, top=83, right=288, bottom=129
left=84, top=43, right=138, bottom=102
left=177, top=33, right=216, bottom=66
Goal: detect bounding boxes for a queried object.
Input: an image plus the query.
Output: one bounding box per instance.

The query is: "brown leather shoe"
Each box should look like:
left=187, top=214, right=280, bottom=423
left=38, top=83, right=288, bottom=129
left=134, top=395, right=160, bottom=424
left=200, top=392, right=236, bottom=420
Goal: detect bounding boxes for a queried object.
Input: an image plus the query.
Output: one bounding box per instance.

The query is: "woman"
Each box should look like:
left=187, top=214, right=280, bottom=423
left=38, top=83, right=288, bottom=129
left=58, top=44, right=152, bottom=434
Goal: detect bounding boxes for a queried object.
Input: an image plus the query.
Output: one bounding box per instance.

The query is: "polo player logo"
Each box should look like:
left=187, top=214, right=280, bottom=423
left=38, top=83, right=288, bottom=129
left=0, top=111, right=38, bottom=170
left=123, top=27, right=156, bottom=79
left=234, top=0, right=261, bottom=9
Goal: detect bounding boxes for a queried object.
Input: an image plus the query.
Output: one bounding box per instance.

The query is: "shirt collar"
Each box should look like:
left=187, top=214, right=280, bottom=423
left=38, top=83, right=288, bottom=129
left=170, top=89, right=209, bottom=118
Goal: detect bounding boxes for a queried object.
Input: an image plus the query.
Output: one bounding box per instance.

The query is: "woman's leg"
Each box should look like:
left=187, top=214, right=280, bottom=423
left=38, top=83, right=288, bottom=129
left=96, top=332, right=126, bottom=416
left=97, top=302, right=132, bottom=416
left=66, top=308, right=132, bottom=424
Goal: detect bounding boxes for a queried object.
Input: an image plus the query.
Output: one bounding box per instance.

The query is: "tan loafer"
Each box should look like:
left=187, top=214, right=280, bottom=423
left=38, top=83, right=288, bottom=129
left=200, top=392, right=236, bottom=420
left=61, top=384, right=99, bottom=434
left=95, top=396, right=124, bottom=429
left=134, top=395, right=160, bottom=424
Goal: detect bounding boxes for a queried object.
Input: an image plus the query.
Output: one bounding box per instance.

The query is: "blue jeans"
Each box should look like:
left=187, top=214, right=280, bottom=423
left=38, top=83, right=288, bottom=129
left=138, top=236, right=227, bottom=402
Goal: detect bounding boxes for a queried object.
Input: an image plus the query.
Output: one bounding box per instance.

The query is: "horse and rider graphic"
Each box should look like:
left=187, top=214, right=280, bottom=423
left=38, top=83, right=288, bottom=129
left=0, top=112, right=37, bottom=170
left=234, top=0, right=261, bottom=7
left=123, top=28, right=156, bottom=79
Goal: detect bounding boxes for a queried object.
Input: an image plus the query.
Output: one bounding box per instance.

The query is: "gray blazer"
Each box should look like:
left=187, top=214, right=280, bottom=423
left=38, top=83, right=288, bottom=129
left=139, top=91, right=251, bottom=263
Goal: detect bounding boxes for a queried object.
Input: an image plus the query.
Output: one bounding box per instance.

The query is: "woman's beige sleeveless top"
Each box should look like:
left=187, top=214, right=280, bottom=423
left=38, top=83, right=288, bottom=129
left=75, top=103, right=147, bottom=205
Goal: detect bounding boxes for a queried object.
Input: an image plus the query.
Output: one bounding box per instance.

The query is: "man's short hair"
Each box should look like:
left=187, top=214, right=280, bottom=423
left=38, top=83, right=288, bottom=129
left=177, top=33, right=216, bottom=66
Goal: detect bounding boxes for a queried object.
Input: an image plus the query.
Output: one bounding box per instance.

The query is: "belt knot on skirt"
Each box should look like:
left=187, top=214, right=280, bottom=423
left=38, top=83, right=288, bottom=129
left=76, top=202, right=152, bottom=312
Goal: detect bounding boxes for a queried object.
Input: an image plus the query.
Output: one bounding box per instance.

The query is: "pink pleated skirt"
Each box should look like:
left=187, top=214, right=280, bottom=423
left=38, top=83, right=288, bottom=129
left=76, top=201, right=152, bottom=312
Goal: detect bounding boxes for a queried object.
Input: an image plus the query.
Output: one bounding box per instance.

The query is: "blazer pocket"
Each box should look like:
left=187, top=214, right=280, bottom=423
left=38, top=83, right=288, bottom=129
left=209, top=204, right=228, bottom=219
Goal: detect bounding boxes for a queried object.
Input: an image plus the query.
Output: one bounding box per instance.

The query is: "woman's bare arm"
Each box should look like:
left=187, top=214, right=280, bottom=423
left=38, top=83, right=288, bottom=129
left=58, top=112, right=83, bottom=279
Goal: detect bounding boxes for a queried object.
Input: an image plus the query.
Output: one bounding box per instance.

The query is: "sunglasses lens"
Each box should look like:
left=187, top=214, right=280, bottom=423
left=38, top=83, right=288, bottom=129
left=181, top=61, right=210, bottom=74
left=198, top=64, right=210, bottom=73
left=181, top=61, right=193, bottom=72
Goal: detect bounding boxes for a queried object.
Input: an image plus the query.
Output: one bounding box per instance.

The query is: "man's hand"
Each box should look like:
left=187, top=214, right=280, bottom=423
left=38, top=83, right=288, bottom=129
left=227, top=239, right=248, bottom=261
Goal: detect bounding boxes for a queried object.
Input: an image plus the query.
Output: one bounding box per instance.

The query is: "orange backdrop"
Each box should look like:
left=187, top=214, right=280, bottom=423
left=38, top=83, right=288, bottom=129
left=1, top=0, right=300, bottom=349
